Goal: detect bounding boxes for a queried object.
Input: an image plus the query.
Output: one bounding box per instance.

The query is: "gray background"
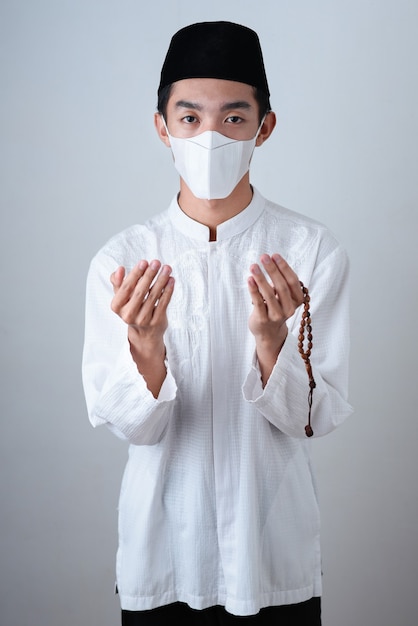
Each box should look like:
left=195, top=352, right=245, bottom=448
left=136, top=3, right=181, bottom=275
left=1, top=1, right=417, bottom=625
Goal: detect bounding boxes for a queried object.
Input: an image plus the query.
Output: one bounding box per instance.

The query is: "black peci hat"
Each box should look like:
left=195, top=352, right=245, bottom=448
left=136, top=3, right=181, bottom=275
left=158, top=21, right=270, bottom=97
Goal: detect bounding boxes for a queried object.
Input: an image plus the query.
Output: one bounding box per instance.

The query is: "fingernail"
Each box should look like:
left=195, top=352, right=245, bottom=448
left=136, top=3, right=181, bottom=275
left=150, top=260, right=160, bottom=270
left=137, top=260, right=147, bottom=270
left=251, top=264, right=261, bottom=275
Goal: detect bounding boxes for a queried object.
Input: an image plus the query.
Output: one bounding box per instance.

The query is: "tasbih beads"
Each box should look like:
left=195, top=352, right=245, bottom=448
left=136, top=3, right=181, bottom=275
left=298, top=282, right=316, bottom=437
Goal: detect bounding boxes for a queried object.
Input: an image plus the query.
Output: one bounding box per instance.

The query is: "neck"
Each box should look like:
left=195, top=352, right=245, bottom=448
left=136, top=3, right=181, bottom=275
left=177, top=175, right=253, bottom=241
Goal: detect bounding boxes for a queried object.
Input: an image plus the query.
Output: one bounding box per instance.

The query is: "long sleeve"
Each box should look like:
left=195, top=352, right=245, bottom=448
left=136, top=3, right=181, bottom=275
left=242, top=244, right=353, bottom=438
left=82, top=252, right=177, bottom=445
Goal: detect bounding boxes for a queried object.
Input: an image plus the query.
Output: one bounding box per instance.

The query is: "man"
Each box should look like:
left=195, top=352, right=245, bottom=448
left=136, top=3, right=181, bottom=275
left=82, top=21, right=352, bottom=625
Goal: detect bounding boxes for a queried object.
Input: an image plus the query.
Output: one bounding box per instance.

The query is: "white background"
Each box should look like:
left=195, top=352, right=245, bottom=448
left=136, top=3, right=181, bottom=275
left=1, top=1, right=417, bottom=625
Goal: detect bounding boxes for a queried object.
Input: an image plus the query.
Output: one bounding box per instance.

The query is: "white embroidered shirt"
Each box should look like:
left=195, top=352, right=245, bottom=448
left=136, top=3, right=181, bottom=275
left=82, top=188, right=353, bottom=615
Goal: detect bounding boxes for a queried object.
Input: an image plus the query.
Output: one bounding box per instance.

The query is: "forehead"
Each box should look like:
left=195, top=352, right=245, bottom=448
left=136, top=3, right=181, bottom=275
left=168, top=78, right=257, bottom=109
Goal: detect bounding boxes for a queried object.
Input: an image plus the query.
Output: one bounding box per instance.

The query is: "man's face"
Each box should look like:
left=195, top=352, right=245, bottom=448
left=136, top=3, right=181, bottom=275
left=164, top=78, right=262, bottom=141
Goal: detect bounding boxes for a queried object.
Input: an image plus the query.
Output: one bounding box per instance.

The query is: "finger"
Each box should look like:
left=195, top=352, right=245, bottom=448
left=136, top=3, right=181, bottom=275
left=111, top=260, right=150, bottom=308
left=123, top=260, right=151, bottom=292
left=247, top=276, right=268, bottom=314
left=121, top=264, right=173, bottom=328
left=271, top=254, right=304, bottom=305
left=260, top=254, right=303, bottom=314
left=260, top=255, right=292, bottom=305
left=129, top=260, right=163, bottom=302
left=150, top=276, right=175, bottom=321
left=116, top=259, right=163, bottom=310
left=128, top=271, right=174, bottom=329
left=249, top=263, right=278, bottom=306
left=139, top=265, right=173, bottom=310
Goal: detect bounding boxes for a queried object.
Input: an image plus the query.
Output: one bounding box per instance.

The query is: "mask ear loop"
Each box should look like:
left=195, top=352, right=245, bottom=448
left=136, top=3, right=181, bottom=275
left=298, top=282, right=316, bottom=437
left=160, top=115, right=171, bottom=141
left=254, top=114, right=267, bottom=142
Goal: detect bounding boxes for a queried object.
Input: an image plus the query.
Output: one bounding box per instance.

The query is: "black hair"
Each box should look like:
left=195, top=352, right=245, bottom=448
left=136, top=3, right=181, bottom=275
left=157, top=83, right=271, bottom=124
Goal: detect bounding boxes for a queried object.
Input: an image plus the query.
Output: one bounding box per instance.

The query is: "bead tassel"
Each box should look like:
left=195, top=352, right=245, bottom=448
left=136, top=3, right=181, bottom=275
left=298, top=282, right=316, bottom=437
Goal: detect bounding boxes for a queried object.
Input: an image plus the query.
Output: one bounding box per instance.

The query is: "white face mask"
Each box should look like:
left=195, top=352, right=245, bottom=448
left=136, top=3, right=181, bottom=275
left=163, top=118, right=265, bottom=200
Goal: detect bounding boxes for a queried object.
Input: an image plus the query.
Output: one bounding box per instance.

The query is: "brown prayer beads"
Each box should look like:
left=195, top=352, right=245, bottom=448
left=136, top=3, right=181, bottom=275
left=298, top=282, right=316, bottom=437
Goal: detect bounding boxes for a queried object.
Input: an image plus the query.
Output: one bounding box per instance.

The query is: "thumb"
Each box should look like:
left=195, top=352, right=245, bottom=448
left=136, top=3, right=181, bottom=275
left=110, top=266, right=125, bottom=293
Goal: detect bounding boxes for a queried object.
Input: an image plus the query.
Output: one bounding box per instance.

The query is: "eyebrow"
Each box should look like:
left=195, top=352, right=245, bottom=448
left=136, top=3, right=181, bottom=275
left=174, top=100, right=253, bottom=112
left=175, top=100, right=203, bottom=111
left=220, top=101, right=253, bottom=112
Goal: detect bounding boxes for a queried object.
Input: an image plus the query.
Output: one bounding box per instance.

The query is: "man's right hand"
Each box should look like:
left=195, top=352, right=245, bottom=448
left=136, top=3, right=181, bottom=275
left=110, top=259, right=175, bottom=397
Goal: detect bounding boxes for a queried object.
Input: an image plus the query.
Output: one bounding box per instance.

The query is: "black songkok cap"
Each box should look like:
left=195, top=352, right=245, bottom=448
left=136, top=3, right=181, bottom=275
left=158, top=21, right=270, bottom=97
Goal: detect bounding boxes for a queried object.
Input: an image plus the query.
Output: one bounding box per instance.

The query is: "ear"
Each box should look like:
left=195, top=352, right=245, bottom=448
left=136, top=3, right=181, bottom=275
left=154, top=113, right=171, bottom=147
left=255, top=111, right=276, bottom=147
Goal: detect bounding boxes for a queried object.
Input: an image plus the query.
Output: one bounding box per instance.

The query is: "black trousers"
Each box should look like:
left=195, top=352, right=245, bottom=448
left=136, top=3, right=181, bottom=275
left=122, top=597, right=321, bottom=625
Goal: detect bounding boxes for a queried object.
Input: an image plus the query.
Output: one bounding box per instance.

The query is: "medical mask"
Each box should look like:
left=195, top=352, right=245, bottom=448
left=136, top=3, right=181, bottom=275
left=163, top=118, right=265, bottom=200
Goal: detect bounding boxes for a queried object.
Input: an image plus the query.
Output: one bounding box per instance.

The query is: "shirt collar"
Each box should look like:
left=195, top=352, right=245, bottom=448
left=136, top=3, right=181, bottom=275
left=167, top=187, right=265, bottom=242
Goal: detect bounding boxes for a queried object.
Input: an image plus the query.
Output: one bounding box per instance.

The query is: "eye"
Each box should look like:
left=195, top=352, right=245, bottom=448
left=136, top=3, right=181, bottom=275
left=226, top=116, right=243, bottom=124
left=182, top=115, right=198, bottom=124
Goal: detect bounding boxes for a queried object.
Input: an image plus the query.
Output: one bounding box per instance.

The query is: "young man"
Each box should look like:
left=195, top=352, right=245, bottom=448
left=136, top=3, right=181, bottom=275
left=82, top=21, right=352, bottom=625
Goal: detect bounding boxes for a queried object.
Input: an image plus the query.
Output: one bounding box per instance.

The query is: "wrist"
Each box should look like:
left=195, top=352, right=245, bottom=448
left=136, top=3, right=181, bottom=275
left=127, top=327, right=166, bottom=362
left=255, top=327, right=288, bottom=387
left=255, top=326, right=288, bottom=357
